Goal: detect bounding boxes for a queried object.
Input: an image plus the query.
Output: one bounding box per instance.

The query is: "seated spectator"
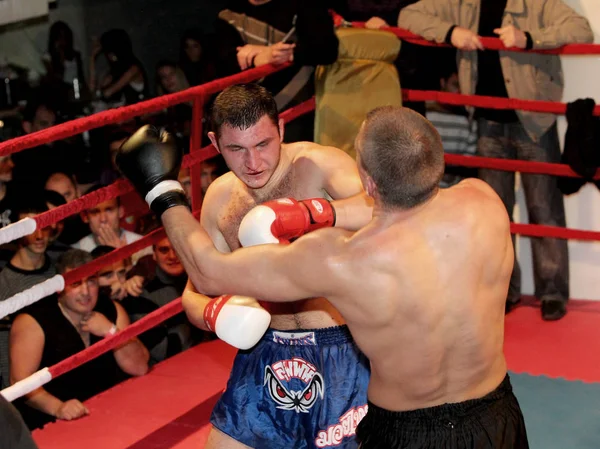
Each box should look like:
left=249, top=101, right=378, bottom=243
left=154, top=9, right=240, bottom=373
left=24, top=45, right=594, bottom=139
left=44, top=171, right=78, bottom=202
left=90, top=245, right=129, bottom=302
left=179, top=28, right=216, bottom=87
left=72, top=185, right=152, bottom=264
left=42, top=21, right=88, bottom=107
left=89, top=29, right=148, bottom=107
left=92, top=246, right=168, bottom=365
left=0, top=155, right=16, bottom=228
left=0, top=197, right=56, bottom=389
left=124, top=237, right=199, bottom=363
left=43, top=190, right=72, bottom=263
left=44, top=171, right=89, bottom=245
left=98, top=126, right=131, bottom=186
left=156, top=60, right=189, bottom=96
left=177, top=155, right=227, bottom=205
left=141, top=237, right=187, bottom=307
left=200, top=155, right=227, bottom=196
left=155, top=60, right=193, bottom=139
left=178, top=167, right=192, bottom=204
left=426, top=70, right=477, bottom=187
left=12, top=96, right=78, bottom=190
left=10, top=249, right=149, bottom=429
left=0, top=199, right=56, bottom=302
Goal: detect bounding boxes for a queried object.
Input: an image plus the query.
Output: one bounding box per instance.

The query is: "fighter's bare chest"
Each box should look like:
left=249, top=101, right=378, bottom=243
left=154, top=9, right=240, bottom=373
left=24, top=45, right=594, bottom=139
left=217, top=176, right=325, bottom=250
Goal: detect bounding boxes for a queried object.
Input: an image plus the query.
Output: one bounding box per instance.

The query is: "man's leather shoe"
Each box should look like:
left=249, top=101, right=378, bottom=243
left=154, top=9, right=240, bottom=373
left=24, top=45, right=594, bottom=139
left=541, top=300, right=567, bottom=321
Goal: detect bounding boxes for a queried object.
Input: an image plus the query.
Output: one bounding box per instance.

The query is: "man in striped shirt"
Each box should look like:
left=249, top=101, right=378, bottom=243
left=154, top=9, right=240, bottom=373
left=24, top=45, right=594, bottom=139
left=426, top=70, right=477, bottom=187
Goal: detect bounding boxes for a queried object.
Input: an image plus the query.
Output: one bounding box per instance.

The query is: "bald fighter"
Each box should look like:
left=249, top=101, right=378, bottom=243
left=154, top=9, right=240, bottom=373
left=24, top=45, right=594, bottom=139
left=118, top=83, right=372, bottom=448
left=117, top=105, right=528, bottom=448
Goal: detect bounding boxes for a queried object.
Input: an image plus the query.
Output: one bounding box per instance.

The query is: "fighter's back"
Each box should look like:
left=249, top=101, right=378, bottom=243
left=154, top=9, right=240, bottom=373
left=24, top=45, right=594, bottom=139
left=334, top=179, right=513, bottom=412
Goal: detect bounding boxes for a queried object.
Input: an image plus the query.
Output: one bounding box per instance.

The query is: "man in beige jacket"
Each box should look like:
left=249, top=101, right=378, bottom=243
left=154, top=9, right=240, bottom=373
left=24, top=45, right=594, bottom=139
left=399, top=0, right=593, bottom=321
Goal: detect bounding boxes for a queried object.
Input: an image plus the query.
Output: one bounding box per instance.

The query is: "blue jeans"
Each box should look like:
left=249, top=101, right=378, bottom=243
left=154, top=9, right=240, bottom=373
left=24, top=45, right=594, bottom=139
left=477, top=119, right=569, bottom=304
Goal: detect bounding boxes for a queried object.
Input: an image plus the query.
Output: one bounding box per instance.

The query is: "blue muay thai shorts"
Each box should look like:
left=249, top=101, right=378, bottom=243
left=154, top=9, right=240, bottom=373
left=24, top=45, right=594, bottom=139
left=211, top=325, right=370, bottom=448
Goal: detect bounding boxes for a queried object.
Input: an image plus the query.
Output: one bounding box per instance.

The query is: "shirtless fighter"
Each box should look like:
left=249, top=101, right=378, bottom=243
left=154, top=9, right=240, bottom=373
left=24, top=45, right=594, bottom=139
left=119, top=84, right=372, bottom=448
left=117, top=105, right=529, bottom=448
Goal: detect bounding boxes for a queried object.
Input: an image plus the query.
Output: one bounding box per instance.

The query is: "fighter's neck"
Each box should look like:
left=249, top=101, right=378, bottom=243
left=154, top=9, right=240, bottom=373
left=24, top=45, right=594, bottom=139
left=371, top=190, right=439, bottom=224
left=247, top=144, right=294, bottom=202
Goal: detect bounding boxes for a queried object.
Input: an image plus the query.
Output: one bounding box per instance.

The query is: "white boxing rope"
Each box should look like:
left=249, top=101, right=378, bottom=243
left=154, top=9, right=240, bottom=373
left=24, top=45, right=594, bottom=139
left=0, top=368, right=52, bottom=402
left=0, top=218, right=37, bottom=246
left=0, top=275, right=65, bottom=320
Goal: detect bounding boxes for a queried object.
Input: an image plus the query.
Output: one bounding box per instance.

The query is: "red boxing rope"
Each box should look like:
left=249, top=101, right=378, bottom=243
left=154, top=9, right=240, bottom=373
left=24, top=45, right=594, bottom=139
left=329, top=12, right=600, bottom=55
left=33, top=97, right=318, bottom=231
left=280, top=98, right=316, bottom=122
left=0, top=63, right=290, bottom=158
left=50, top=298, right=184, bottom=378
left=445, top=154, right=600, bottom=180
left=373, top=26, right=600, bottom=55
left=34, top=179, right=132, bottom=230
left=61, top=227, right=167, bottom=286
left=512, top=223, right=600, bottom=242
left=33, top=151, right=216, bottom=231
left=183, top=146, right=219, bottom=169
left=403, top=89, right=600, bottom=117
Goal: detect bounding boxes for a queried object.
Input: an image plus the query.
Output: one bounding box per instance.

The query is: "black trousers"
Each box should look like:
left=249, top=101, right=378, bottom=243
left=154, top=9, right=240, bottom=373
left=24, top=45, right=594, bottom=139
left=356, top=375, right=529, bottom=449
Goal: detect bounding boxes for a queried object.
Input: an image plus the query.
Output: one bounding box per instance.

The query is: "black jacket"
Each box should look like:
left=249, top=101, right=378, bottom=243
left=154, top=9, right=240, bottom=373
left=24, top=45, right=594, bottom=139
left=558, top=98, right=600, bottom=195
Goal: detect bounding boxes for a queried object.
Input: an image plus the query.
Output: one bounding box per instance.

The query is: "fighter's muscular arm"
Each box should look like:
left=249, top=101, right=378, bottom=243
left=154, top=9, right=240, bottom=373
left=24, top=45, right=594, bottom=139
left=163, top=205, right=349, bottom=303
left=306, top=145, right=373, bottom=231
left=181, top=179, right=231, bottom=331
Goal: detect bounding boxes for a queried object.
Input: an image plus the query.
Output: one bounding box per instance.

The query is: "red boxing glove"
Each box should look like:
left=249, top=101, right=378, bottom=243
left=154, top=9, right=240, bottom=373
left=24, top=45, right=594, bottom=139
left=238, top=197, right=336, bottom=246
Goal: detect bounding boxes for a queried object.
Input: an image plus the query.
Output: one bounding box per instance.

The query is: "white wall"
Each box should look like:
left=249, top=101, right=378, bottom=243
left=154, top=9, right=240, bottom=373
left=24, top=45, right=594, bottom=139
left=0, top=0, right=87, bottom=83
left=516, top=0, right=600, bottom=300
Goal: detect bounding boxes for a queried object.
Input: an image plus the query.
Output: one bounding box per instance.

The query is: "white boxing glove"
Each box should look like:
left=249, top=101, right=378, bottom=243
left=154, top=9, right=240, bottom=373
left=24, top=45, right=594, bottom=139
left=238, top=197, right=335, bottom=247
left=203, top=295, right=271, bottom=350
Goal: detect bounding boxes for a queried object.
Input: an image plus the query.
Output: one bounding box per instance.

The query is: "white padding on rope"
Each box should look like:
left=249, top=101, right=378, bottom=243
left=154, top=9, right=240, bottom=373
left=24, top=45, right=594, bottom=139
left=144, top=180, right=184, bottom=206
left=0, top=368, right=52, bottom=402
left=0, top=275, right=65, bottom=320
left=0, top=217, right=37, bottom=246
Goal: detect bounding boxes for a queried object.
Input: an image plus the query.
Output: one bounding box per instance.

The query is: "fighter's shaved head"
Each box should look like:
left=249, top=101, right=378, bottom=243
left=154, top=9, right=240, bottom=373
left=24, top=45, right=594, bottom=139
left=356, top=106, right=444, bottom=209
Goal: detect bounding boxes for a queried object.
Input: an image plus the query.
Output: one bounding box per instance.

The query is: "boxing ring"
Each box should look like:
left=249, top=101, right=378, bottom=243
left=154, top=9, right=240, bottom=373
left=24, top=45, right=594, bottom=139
left=0, top=20, right=600, bottom=449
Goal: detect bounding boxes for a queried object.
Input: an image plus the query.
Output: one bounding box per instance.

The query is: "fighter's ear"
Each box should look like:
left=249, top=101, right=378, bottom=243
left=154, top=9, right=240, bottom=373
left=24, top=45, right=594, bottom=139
left=278, top=118, right=285, bottom=143
left=364, top=175, right=377, bottom=199
left=208, top=132, right=220, bottom=153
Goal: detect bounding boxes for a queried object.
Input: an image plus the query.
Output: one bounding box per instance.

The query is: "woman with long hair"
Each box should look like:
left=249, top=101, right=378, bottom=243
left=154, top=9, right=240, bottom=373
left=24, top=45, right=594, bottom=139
left=178, top=28, right=216, bottom=86
left=155, top=60, right=192, bottom=140
left=42, top=21, right=87, bottom=103
left=89, top=29, right=149, bottom=106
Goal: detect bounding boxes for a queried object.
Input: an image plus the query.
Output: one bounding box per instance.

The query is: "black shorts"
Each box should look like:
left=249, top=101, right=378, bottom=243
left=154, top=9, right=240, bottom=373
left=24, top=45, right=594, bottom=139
left=356, top=374, right=529, bottom=449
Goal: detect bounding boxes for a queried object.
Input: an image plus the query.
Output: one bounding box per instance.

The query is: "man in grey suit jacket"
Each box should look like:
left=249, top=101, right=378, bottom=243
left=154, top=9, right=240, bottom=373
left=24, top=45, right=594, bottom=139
left=399, top=0, right=593, bottom=320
